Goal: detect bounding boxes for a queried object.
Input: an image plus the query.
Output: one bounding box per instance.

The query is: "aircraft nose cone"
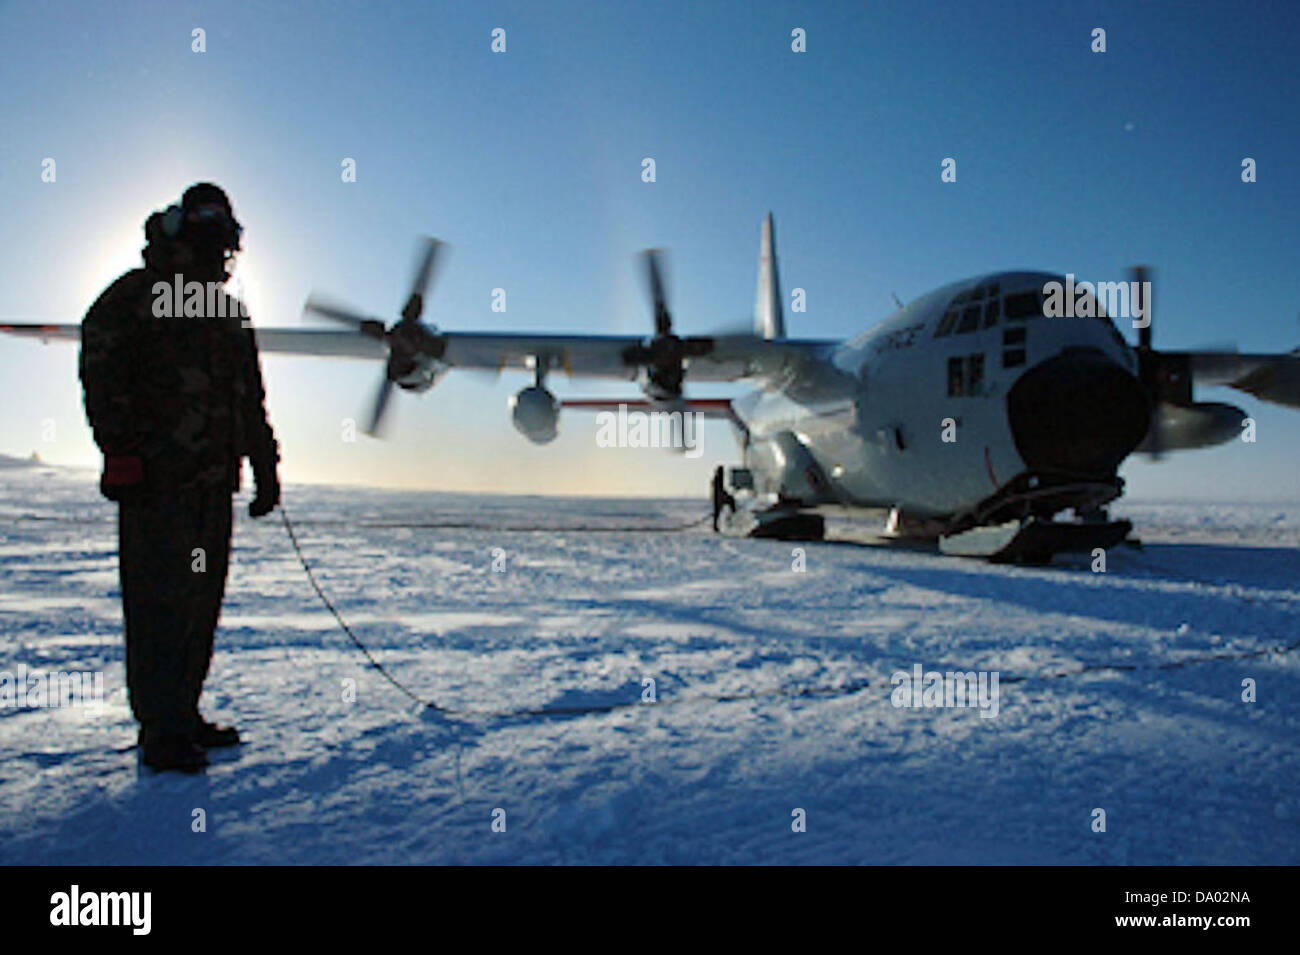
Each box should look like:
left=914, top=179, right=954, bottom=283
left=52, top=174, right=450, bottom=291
left=1006, top=350, right=1150, bottom=476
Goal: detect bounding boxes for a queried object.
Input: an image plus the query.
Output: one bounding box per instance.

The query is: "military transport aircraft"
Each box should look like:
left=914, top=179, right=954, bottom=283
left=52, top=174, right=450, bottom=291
left=5, top=215, right=1300, bottom=561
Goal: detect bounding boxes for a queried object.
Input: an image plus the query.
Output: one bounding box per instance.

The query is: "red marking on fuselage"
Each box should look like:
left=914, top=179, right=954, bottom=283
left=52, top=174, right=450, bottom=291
left=984, top=445, right=998, bottom=489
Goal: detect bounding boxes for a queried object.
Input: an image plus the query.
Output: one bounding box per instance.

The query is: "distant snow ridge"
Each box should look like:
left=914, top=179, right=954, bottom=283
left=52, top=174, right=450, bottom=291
left=0, top=452, right=41, bottom=469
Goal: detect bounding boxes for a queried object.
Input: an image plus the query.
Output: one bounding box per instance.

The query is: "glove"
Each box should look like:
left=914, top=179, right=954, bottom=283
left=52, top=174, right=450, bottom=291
left=99, top=451, right=144, bottom=502
left=249, top=459, right=280, bottom=519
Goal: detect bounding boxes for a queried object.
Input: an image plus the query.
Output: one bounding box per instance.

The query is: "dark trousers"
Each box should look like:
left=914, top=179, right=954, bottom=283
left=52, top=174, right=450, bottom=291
left=118, top=485, right=232, bottom=741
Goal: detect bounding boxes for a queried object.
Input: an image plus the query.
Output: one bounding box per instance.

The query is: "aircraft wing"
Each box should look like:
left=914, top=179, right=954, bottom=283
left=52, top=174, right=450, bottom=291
left=0, top=321, right=837, bottom=384
left=440, top=332, right=656, bottom=380
left=436, top=331, right=836, bottom=382
left=0, top=321, right=393, bottom=362
left=244, top=328, right=386, bottom=359
left=0, top=322, right=394, bottom=360
left=1181, top=349, right=1300, bottom=409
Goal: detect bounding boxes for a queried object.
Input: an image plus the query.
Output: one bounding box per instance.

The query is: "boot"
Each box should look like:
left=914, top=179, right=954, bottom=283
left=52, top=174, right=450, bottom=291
left=196, top=719, right=241, bottom=748
left=142, top=734, right=208, bottom=773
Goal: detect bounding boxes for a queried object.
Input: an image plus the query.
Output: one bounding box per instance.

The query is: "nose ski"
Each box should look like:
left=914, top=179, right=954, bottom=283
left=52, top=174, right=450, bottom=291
left=938, top=515, right=1134, bottom=564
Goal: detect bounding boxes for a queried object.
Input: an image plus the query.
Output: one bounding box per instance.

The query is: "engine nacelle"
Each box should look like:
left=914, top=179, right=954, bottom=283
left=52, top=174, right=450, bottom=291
left=509, top=386, right=560, bottom=444
left=394, top=355, right=450, bottom=393
left=1136, top=400, right=1247, bottom=453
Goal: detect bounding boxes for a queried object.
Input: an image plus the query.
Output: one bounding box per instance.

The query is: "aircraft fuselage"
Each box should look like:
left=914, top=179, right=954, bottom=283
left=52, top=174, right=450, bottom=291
left=733, top=271, right=1148, bottom=526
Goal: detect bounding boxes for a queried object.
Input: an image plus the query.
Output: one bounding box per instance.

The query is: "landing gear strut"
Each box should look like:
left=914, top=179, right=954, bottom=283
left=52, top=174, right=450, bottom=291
left=711, top=466, right=824, bottom=540
left=710, top=465, right=736, bottom=532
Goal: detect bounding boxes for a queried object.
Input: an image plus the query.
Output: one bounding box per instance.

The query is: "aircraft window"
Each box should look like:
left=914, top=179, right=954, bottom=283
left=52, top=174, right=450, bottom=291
left=982, top=298, right=1000, bottom=328
left=1003, top=348, right=1026, bottom=368
left=934, top=309, right=959, bottom=337
left=1004, top=291, right=1043, bottom=320
left=947, top=356, right=964, bottom=396
left=987, top=283, right=1000, bottom=298
left=967, top=353, right=985, bottom=393
left=1003, top=326, right=1026, bottom=345
left=956, top=305, right=981, bottom=333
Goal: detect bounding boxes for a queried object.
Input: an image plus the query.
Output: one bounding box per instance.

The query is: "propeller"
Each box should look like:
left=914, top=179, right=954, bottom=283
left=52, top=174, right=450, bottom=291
left=1131, top=265, right=1205, bottom=460
left=298, top=296, right=388, bottom=342
left=1131, top=265, right=1163, bottom=458
left=621, top=249, right=715, bottom=400
left=304, top=236, right=445, bottom=436
left=1133, top=265, right=1152, bottom=352
left=646, top=249, right=672, bottom=336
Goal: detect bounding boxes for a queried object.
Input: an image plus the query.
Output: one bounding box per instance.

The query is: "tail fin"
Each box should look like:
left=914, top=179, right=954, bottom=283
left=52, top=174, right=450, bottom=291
left=754, top=212, right=785, bottom=340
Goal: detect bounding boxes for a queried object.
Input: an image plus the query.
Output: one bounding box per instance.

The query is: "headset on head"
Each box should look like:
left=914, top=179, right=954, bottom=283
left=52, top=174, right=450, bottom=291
left=160, top=204, right=185, bottom=238
left=154, top=191, right=242, bottom=248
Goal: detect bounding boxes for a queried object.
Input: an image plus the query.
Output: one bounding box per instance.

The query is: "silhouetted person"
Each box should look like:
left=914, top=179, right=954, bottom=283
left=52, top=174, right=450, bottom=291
left=711, top=465, right=736, bottom=532
left=80, top=183, right=279, bottom=772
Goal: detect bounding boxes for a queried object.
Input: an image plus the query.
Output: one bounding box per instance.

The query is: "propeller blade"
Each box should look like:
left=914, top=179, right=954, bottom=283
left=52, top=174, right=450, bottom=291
left=303, top=297, right=373, bottom=328
left=403, top=237, right=444, bottom=324
left=1131, top=265, right=1152, bottom=351
left=1146, top=409, right=1164, bottom=460
left=366, top=374, right=395, bottom=437
left=642, top=249, right=672, bottom=336
left=1129, top=265, right=1163, bottom=458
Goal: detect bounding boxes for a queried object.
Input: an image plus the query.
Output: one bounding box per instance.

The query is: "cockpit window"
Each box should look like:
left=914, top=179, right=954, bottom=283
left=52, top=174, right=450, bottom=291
left=982, top=297, right=1000, bottom=328
left=956, top=304, right=982, bottom=334
left=936, top=282, right=1009, bottom=337
left=1004, top=290, right=1043, bottom=320
left=934, top=308, right=959, bottom=337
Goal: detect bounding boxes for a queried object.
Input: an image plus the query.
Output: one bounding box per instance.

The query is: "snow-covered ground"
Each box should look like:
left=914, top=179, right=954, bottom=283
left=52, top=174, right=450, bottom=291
left=1, top=456, right=1297, bottom=864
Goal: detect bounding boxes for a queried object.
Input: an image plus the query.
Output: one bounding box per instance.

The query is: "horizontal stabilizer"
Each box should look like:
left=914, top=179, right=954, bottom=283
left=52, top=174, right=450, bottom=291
left=0, top=323, right=80, bottom=343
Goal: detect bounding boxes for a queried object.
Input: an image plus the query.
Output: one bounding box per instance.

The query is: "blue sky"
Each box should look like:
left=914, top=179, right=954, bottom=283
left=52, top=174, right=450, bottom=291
left=2, top=0, right=1297, bottom=498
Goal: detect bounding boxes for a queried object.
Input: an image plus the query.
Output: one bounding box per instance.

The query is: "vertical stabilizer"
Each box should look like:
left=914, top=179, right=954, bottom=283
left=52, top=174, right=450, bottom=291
left=754, top=212, right=785, bottom=340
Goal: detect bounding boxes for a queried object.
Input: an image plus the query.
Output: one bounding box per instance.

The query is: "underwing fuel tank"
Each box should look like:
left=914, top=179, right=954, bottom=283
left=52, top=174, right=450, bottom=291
left=510, top=385, right=560, bottom=444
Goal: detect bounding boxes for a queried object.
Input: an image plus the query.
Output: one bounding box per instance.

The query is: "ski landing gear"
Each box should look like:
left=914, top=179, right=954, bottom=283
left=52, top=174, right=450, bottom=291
left=939, top=515, right=1133, bottom=564
left=717, top=504, right=825, bottom=541
left=748, top=509, right=825, bottom=540
left=712, top=465, right=825, bottom=541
